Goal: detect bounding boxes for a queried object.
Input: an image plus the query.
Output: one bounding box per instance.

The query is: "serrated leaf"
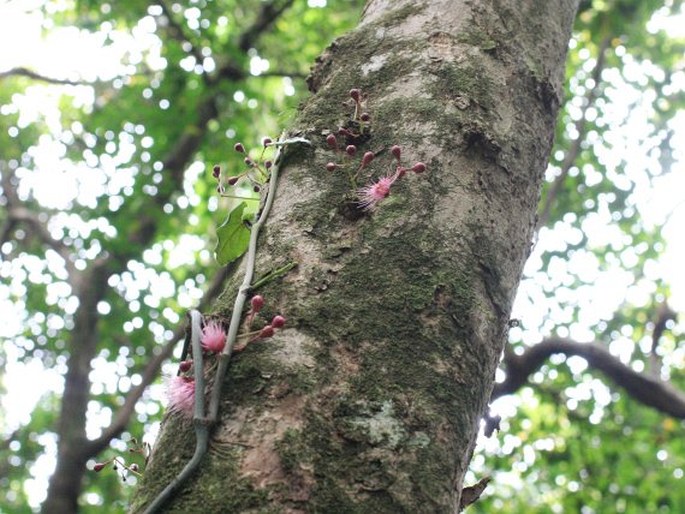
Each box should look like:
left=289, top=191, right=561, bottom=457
left=215, top=202, right=251, bottom=265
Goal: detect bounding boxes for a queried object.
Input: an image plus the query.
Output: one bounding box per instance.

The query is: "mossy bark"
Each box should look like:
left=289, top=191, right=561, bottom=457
left=132, top=0, right=578, bottom=511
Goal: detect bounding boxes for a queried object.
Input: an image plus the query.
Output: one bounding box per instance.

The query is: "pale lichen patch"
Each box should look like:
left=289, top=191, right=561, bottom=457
left=361, top=53, right=388, bottom=76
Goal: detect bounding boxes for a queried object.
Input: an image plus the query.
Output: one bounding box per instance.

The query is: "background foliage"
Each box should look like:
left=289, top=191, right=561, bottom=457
left=0, top=0, right=683, bottom=512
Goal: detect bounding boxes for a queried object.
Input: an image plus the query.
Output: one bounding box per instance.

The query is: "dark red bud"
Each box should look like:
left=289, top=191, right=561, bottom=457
left=397, top=167, right=407, bottom=178
left=227, top=176, right=239, bottom=186
left=130, top=463, right=139, bottom=472
left=244, top=157, right=253, bottom=167
left=349, top=88, right=361, bottom=102
left=265, top=160, right=273, bottom=169
left=326, top=134, right=338, bottom=149
left=346, top=145, right=357, bottom=156
left=251, top=295, right=265, bottom=312
left=361, top=151, right=375, bottom=167
left=326, top=162, right=337, bottom=172
left=179, top=360, right=192, bottom=373
left=253, top=185, right=261, bottom=192
left=411, top=162, right=426, bottom=173
left=260, top=325, right=275, bottom=338
left=338, top=127, right=351, bottom=136
left=360, top=112, right=370, bottom=122
left=391, top=145, right=401, bottom=160
left=216, top=185, right=224, bottom=193
left=263, top=137, right=272, bottom=147
left=234, top=142, right=245, bottom=153
left=271, top=315, right=286, bottom=328
left=93, top=462, right=107, bottom=472
left=212, top=165, right=221, bottom=178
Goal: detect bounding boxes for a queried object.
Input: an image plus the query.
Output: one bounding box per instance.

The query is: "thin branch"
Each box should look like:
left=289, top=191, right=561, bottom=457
left=537, top=36, right=611, bottom=228
left=649, top=302, right=677, bottom=376
left=142, top=310, right=206, bottom=514
left=254, top=70, right=308, bottom=79
left=493, top=336, right=685, bottom=419
left=0, top=67, right=86, bottom=86
left=238, top=0, right=296, bottom=52
left=157, top=0, right=206, bottom=73
left=1, top=168, right=79, bottom=278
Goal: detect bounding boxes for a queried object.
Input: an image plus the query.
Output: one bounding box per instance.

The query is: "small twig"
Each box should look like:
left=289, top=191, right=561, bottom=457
left=249, top=261, right=297, bottom=291
left=537, top=36, right=610, bottom=229
left=208, top=135, right=309, bottom=422
left=144, top=310, right=206, bottom=514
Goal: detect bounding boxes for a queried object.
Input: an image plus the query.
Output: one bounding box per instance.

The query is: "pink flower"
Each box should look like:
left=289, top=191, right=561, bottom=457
left=167, top=376, right=195, bottom=417
left=201, top=321, right=226, bottom=353
left=357, top=174, right=397, bottom=210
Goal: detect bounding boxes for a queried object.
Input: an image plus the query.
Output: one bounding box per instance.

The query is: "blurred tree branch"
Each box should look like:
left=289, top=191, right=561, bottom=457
left=0, top=67, right=86, bottom=86
left=493, top=328, right=685, bottom=419
left=537, top=35, right=610, bottom=228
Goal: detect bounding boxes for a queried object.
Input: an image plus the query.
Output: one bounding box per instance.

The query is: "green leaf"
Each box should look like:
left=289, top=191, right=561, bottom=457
left=215, top=202, right=251, bottom=265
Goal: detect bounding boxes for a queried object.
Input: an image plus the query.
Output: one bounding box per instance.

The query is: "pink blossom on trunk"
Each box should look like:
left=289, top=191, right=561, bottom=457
left=166, top=376, right=195, bottom=417
left=201, top=321, right=226, bottom=353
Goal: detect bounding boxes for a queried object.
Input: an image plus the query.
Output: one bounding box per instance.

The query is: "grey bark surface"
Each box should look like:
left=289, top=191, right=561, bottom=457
left=133, top=0, right=579, bottom=511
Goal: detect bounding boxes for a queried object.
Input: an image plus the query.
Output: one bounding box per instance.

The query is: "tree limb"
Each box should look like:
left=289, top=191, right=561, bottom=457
left=493, top=336, right=685, bottom=419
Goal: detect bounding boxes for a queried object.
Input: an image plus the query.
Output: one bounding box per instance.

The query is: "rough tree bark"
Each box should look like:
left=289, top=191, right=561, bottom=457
left=133, top=0, right=579, bottom=511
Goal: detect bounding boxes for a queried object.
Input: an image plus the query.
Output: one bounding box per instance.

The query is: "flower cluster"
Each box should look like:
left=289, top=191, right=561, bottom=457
left=91, top=437, right=149, bottom=482
left=324, top=88, right=426, bottom=211
left=211, top=137, right=275, bottom=197
left=165, top=298, right=285, bottom=418
left=234, top=294, right=286, bottom=352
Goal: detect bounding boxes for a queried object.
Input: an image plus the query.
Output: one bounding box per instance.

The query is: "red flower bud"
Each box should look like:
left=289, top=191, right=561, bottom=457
left=212, top=165, right=221, bottom=178
left=251, top=295, right=264, bottom=312
left=244, top=157, right=253, bottom=167
left=349, top=88, right=361, bottom=102
left=262, top=137, right=272, bottom=147
left=234, top=142, right=245, bottom=153
left=271, top=315, right=286, bottom=328
left=130, top=463, right=139, bottom=472
left=360, top=151, right=375, bottom=168
left=346, top=145, right=357, bottom=156
left=227, top=176, right=239, bottom=186
left=411, top=162, right=426, bottom=173
left=326, top=134, right=338, bottom=149
left=179, top=360, right=192, bottom=373
left=93, top=462, right=107, bottom=472
left=326, top=162, right=337, bottom=172
left=391, top=145, right=401, bottom=160
left=253, top=185, right=261, bottom=192
left=265, top=160, right=273, bottom=169
left=360, top=112, right=370, bottom=122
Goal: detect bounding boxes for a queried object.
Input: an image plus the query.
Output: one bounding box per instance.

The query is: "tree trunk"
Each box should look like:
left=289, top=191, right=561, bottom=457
left=132, top=0, right=578, bottom=511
